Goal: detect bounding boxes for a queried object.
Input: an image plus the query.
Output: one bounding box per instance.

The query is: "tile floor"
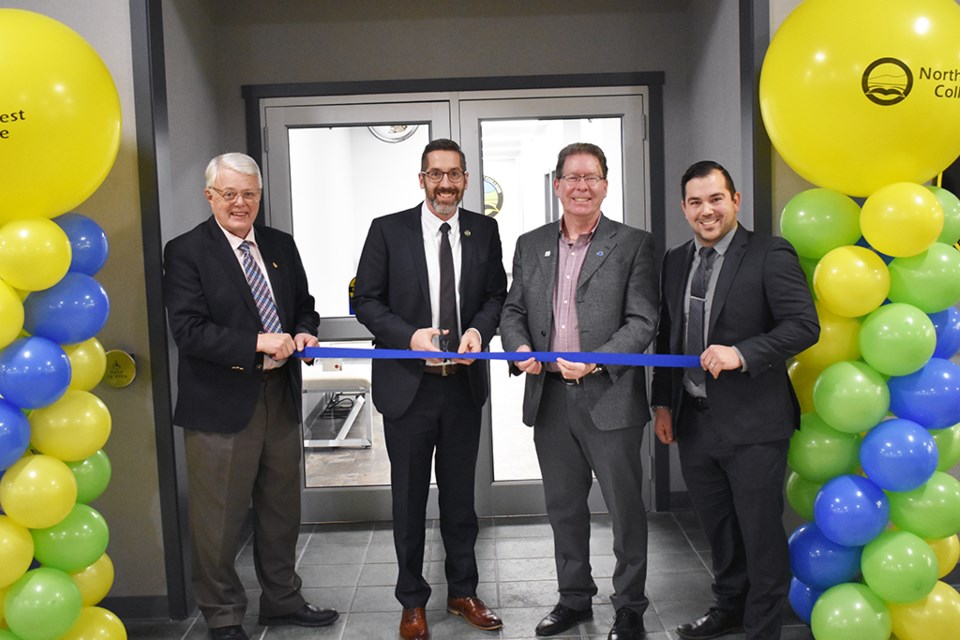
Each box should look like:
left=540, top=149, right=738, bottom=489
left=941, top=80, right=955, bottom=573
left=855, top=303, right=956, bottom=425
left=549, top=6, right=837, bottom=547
left=125, top=511, right=830, bottom=640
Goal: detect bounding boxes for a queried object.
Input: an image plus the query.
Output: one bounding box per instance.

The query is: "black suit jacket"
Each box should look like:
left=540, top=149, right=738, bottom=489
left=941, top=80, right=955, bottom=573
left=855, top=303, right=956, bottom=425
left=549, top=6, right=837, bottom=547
left=353, top=205, right=507, bottom=420
left=651, top=225, right=819, bottom=444
left=163, top=217, right=320, bottom=433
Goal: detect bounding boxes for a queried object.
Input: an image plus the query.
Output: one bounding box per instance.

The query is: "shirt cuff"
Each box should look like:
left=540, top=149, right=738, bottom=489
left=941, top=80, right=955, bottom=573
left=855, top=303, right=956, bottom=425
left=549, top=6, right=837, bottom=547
left=732, top=346, right=748, bottom=372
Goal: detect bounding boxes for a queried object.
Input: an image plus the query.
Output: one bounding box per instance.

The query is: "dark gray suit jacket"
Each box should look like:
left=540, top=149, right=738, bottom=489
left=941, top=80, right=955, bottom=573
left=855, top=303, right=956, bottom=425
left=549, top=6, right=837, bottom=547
left=499, top=216, right=659, bottom=429
left=651, top=224, right=819, bottom=444
left=353, top=205, right=508, bottom=420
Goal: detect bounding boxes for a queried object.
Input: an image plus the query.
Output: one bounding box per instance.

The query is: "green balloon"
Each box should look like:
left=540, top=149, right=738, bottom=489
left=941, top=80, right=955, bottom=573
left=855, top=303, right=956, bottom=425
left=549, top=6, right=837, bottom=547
left=888, top=471, right=960, bottom=539
left=930, top=423, right=960, bottom=472
left=861, top=530, right=938, bottom=604
left=888, top=243, right=960, bottom=313
left=799, top=256, right=819, bottom=296
left=788, top=412, right=860, bottom=483
left=65, top=449, right=112, bottom=504
left=811, top=583, right=891, bottom=640
left=3, top=567, right=82, bottom=640
left=30, top=504, right=109, bottom=573
left=859, top=303, right=936, bottom=376
left=786, top=470, right=822, bottom=521
left=780, top=188, right=862, bottom=259
left=928, top=186, right=960, bottom=245
left=813, top=361, right=890, bottom=434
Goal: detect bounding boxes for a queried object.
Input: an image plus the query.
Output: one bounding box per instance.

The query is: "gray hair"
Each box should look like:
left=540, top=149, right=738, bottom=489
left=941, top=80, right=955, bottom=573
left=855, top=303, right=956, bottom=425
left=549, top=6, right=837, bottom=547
left=205, top=152, right=262, bottom=188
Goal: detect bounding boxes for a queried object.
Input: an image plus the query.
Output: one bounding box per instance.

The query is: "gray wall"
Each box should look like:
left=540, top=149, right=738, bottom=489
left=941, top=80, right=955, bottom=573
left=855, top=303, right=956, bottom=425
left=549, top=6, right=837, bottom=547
left=161, top=0, right=745, bottom=249
left=6, top=0, right=167, bottom=599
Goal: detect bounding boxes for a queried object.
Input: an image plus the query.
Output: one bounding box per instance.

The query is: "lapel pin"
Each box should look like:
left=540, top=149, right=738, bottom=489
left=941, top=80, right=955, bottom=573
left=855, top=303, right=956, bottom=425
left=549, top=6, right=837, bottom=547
left=464, top=230, right=472, bottom=237
left=544, top=250, right=551, bottom=257
left=272, top=262, right=279, bottom=268
left=596, top=250, right=605, bottom=257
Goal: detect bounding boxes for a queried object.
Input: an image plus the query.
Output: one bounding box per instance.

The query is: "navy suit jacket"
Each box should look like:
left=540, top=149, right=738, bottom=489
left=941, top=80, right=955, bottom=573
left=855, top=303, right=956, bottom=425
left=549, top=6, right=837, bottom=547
left=353, top=205, right=507, bottom=420
left=651, top=225, right=819, bottom=444
left=163, top=217, right=319, bottom=433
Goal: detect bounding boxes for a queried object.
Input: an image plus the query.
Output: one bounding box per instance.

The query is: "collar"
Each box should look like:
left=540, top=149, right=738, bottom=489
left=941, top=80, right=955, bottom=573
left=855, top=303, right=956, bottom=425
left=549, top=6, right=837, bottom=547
left=215, top=219, right=256, bottom=252
left=420, top=202, right=460, bottom=234
left=559, top=213, right=602, bottom=243
left=694, top=224, right=738, bottom=257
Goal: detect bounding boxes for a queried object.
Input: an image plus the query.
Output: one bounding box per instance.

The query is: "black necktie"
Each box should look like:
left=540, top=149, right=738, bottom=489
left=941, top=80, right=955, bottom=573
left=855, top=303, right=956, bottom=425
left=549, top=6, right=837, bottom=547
left=687, top=246, right=716, bottom=386
left=439, top=222, right=459, bottom=351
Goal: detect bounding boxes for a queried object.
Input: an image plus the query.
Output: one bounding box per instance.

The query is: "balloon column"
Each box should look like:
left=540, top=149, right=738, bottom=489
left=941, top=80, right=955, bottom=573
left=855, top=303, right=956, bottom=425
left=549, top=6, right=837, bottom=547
left=762, top=1, right=960, bottom=639
left=0, top=9, right=124, bottom=640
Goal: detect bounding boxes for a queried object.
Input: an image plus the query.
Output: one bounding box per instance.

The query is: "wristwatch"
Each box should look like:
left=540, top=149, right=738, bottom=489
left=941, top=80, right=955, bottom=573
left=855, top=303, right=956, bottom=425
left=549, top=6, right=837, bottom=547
left=590, top=364, right=605, bottom=376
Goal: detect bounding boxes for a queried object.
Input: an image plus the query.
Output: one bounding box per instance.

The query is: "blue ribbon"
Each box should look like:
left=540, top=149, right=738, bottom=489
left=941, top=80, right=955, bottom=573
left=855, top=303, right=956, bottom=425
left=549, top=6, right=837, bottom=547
left=299, top=346, right=699, bottom=368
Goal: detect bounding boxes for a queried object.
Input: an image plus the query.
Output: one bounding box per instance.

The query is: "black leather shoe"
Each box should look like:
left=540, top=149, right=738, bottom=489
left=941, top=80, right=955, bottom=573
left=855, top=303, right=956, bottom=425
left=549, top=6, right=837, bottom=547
left=676, top=608, right=743, bottom=640
left=535, top=604, right=593, bottom=636
left=209, top=626, right=248, bottom=640
left=609, top=607, right=645, bottom=640
left=258, top=602, right=339, bottom=627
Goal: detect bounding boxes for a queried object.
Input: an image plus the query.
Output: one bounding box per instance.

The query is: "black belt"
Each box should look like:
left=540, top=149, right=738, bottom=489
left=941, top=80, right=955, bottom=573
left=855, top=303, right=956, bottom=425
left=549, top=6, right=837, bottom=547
left=545, top=370, right=581, bottom=386
left=423, top=363, right=462, bottom=376
left=684, top=392, right=708, bottom=411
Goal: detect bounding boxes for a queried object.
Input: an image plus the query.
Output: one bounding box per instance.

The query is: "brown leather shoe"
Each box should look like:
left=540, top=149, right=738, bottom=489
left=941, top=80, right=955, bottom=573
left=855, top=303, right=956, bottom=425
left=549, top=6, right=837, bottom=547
left=400, top=607, right=429, bottom=640
left=447, top=596, right=503, bottom=631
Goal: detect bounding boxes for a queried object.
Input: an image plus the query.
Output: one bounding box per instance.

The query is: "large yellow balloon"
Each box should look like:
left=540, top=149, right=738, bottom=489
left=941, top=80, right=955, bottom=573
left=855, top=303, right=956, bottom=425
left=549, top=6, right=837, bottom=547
left=60, top=607, right=126, bottom=640
left=0, top=454, right=78, bottom=529
left=788, top=359, right=821, bottom=415
left=889, top=580, right=960, bottom=640
left=0, top=10, right=121, bottom=221
left=759, top=0, right=960, bottom=197
left=69, top=554, right=114, bottom=607
left=0, top=516, right=33, bottom=589
left=813, top=246, right=890, bottom=318
left=0, top=280, right=23, bottom=350
left=0, top=219, right=72, bottom=292
left=861, top=182, right=944, bottom=257
left=794, top=302, right=862, bottom=370
left=64, top=339, right=107, bottom=392
left=28, top=391, right=112, bottom=462
left=926, top=535, right=960, bottom=579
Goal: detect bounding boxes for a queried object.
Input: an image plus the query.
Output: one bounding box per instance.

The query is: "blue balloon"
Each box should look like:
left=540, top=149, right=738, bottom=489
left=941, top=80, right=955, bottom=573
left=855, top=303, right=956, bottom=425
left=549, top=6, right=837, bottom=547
left=0, top=398, right=30, bottom=471
left=855, top=236, right=894, bottom=264
left=0, top=336, right=71, bottom=409
left=789, top=522, right=863, bottom=591
left=22, top=273, right=109, bottom=344
left=788, top=576, right=824, bottom=624
left=53, top=212, right=109, bottom=276
left=929, top=307, right=960, bottom=359
left=814, top=475, right=889, bottom=547
left=860, top=419, right=938, bottom=492
left=888, top=358, right=960, bottom=430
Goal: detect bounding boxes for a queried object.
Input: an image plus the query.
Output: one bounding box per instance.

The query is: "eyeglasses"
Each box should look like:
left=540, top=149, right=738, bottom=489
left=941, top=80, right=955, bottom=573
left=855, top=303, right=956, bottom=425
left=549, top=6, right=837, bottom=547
left=560, top=174, right=605, bottom=186
left=210, top=187, right=262, bottom=202
left=420, top=169, right=466, bottom=183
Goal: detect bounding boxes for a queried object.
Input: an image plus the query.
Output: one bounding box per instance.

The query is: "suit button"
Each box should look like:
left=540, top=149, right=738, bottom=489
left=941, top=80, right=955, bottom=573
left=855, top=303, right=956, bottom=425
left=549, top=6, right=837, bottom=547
left=256, top=364, right=263, bottom=370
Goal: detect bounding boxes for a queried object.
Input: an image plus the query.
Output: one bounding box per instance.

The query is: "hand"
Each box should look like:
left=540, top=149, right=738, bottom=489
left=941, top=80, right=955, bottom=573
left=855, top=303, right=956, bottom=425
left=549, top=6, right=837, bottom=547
left=410, top=327, right=444, bottom=365
left=513, top=344, right=542, bottom=375
left=257, top=332, right=295, bottom=360
left=452, top=329, right=481, bottom=365
left=293, top=333, right=319, bottom=363
left=654, top=407, right=675, bottom=444
left=555, top=357, right=595, bottom=382
left=700, top=344, right=742, bottom=379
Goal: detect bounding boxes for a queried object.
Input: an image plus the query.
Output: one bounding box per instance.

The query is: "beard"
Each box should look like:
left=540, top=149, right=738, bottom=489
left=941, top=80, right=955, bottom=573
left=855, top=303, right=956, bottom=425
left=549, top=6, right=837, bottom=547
left=425, top=184, right=464, bottom=217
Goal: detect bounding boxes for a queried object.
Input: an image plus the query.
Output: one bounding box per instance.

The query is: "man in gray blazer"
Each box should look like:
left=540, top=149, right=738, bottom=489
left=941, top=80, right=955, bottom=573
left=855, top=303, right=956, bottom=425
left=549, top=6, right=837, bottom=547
left=500, top=143, right=658, bottom=640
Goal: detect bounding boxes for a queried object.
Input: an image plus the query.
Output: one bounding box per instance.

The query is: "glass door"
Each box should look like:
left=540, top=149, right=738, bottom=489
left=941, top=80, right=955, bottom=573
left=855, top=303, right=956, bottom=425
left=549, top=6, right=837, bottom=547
left=457, top=90, right=652, bottom=516
left=259, top=87, right=652, bottom=522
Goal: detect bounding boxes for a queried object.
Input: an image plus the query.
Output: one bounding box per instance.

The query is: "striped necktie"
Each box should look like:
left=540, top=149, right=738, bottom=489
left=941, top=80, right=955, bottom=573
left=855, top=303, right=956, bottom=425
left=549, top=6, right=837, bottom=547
left=238, top=241, right=284, bottom=334
left=686, top=246, right=716, bottom=386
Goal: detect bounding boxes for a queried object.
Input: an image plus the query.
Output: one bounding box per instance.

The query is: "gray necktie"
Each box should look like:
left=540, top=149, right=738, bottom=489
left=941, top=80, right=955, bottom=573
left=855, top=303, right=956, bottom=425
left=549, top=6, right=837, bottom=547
left=687, top=246, right=716, bottom=386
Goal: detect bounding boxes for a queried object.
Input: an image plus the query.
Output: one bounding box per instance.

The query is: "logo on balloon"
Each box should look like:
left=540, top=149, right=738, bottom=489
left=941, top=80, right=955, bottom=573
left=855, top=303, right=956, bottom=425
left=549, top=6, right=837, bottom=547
left=862, top=57, right=913, bottom=106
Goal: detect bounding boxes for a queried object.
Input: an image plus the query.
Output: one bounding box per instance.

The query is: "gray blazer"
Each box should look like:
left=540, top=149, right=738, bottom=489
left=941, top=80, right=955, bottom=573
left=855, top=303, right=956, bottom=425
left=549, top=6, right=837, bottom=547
left=499, top=216, right=659, bottom=429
